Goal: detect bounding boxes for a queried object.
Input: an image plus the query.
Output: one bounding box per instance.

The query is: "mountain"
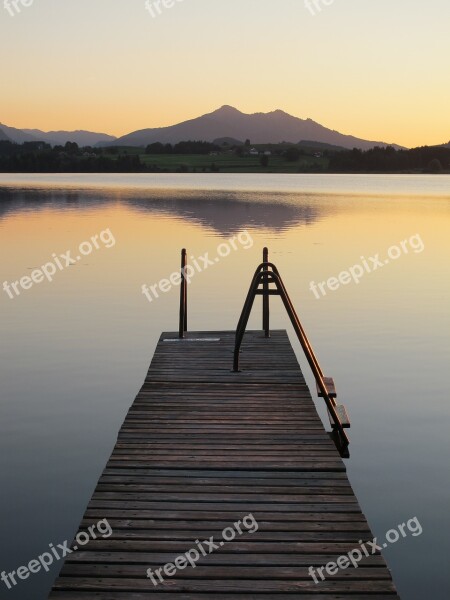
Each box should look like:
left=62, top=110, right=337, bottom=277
left=299, top=140, right=348, bottom=151
left=213, top=136, right=244, bottom=146
left=112, top=106, right=404, bottom=150
left=0, top=122, right=116, bottom=146
left=1, top=108, right=410, bottom=149
left=0, top=123, right=37, bottom=143
left=21, top=129, right=116, bottom=146
left=0, top=127, right=11, bottom=142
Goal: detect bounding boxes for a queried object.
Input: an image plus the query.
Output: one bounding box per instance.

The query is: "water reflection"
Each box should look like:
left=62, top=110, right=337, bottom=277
left=0, top=187, right=335, bottom=235
left=0, top=188, right=111, bottom=220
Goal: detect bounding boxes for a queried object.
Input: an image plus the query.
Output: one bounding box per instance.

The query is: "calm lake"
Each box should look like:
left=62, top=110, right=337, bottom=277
left=0, top=174, right=449, bottom=599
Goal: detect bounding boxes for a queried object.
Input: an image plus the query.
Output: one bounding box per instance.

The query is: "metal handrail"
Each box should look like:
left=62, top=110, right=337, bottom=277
left=233, top=252, right=349, bottom=449
left=263, top=247, right=270, bottom=337
left=179, top=249, right=187, bottom=338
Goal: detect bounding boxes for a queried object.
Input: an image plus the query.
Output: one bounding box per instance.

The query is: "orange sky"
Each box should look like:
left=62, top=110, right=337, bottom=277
left=1, top=0, right=449, bottom=148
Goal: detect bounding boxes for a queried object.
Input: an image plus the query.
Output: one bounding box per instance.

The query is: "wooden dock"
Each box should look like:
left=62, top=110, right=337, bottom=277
left=49, top=330, right=399, bottom=599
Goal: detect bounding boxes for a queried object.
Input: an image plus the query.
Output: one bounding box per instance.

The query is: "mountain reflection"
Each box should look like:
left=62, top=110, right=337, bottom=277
left=0, top=187, right=334, bottom=235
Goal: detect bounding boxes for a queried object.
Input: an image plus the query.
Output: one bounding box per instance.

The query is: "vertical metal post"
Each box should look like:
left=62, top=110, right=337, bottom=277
left=179, top=249, right=187, bottom=338
left=263, top=247, right=270, bottom=337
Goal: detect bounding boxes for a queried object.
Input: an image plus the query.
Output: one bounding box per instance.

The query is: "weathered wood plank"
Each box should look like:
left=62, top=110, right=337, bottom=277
left=60, top=564, right=391, bottom=579
left=65, top=551, right=386, bottom=567
left=52, top=577, right=398, bottom=593
left=50, top=594, right=400, bottom=600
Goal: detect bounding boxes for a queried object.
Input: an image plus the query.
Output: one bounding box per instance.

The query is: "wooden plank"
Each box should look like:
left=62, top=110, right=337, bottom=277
left=49, top=330, right=398, bottom=598
left=50, top=594, right=400, bottom=600
left=65, top=551, right=386, bottom=567
left=329, top=404, right=351, bottom=429
left=80, top=519, right=370, bottom=532
left=60, top=564, right=391, bottom=579
left=51, top=577, right=398, bottom=593
left=63, top=540, right=381, bottom=554
left=316, top=376, right=337, bottom=398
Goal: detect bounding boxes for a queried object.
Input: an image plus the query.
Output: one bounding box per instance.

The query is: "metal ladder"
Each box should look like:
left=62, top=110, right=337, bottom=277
left=233, top=248, right=350, bottom=453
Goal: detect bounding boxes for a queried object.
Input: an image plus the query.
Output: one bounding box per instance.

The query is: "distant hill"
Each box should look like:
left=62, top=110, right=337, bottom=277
left=22, top=128, right=116, bottom=146
left=0, top=122, right=116, bottom=146
left=299, top=140, right=347, bottom=152
left=0, top=127, right=11, bottom=142
left=213, top=136, right=244, bottom=146
left=112, top=106, right=404, bottom=150
left=0, top=123, right=37, bottom=144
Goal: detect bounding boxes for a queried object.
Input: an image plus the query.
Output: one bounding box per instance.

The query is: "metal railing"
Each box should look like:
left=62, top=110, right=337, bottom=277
left=179, top=249, right=187, bottom=338
left=233, top=249, right=350, bottom=450
left=262, top=247, right=270, bottom=337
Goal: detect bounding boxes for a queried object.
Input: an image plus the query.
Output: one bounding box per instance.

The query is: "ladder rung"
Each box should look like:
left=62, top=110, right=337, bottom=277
left=255, top=290, right=280, bottom=296
left=329, top=404, right=351, bottom=429
left=317, top=376, right=337, bottom=398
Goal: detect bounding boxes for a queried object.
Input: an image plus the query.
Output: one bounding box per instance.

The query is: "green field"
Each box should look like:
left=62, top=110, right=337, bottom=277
left=102, top=149, right=328, bottom=173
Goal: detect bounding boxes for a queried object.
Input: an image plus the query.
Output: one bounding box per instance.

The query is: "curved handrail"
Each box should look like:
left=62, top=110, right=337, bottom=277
left=233, top=259, right=349, bottom=449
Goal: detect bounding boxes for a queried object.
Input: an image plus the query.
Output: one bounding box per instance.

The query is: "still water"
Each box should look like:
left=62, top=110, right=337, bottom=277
left=0, top=174, right=449, bottom=599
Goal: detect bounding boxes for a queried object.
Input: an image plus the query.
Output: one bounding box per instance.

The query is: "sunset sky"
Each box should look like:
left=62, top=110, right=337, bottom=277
left=1, top=0, right=449, bottom=148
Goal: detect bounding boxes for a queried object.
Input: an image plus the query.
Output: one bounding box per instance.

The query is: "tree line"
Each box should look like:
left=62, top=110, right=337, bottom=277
left=0, top=139, right=449, bottom=173
left=328, top=145, right=450, bottom=173
left=0, top=141, right=144, bottom=173
left=145, top=141, right=221, bottom=154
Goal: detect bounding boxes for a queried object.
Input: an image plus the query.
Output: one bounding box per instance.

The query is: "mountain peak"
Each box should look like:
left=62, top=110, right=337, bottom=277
left=269, top=109, right=289, bottom=116
left=213, top=105, right=241, bottom=115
